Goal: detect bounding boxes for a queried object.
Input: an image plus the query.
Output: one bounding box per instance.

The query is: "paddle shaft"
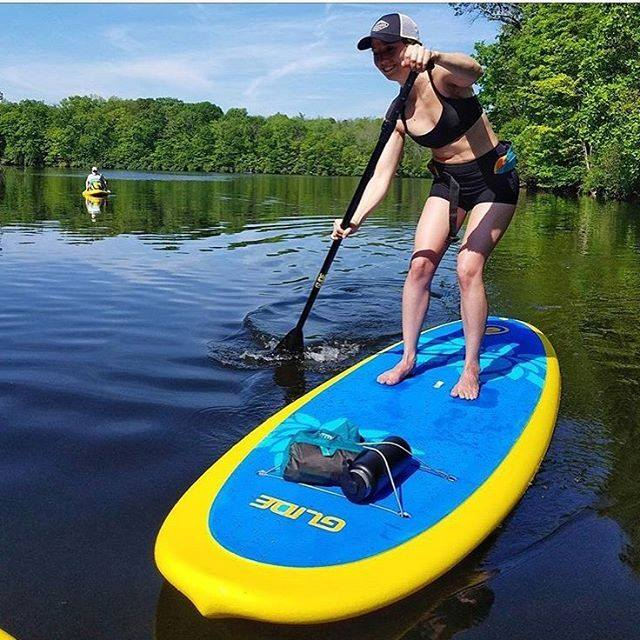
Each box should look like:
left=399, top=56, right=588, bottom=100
left=294, top=71, right=418, bottom=331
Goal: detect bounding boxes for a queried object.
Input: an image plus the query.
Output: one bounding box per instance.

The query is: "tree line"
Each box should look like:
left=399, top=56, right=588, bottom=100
left=0, top=96, right=430, bottom=179
left=0, top=3, right=638, bottom=199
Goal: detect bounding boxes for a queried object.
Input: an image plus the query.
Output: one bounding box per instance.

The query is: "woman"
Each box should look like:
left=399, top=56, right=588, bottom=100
left=332, top=13, right=519, bottom=400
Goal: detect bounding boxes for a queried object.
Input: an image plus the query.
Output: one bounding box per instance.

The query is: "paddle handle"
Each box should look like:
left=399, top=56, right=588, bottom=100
left=295, top=71, right=418, bottom=330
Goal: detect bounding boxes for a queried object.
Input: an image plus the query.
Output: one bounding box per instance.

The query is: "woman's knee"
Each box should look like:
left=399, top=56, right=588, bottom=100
left=408, top=252, right=438, bottom=285
left=457, top=253, right=485, bottom=289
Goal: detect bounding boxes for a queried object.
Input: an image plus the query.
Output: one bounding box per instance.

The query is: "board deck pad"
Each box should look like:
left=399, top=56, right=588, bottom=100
left=210, top=317, right=547, bottom=567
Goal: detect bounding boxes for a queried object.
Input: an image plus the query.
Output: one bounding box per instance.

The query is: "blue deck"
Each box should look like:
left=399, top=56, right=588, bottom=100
left=209, top=318, right=547, bottom=567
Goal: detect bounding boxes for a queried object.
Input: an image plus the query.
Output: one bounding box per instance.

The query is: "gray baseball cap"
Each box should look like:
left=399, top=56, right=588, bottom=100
left=357, top=13, right=421, bottom=51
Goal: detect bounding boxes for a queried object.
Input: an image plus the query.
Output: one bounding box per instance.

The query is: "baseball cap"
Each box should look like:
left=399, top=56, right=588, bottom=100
left=357, top=13, right=421, bottom=51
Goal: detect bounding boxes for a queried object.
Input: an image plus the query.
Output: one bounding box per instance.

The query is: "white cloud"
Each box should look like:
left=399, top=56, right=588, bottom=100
left=244, top=52, right=345, bottom=100
left=1, top=54, right=218, bottom=100
left=103, top=26, right=145, bottom=53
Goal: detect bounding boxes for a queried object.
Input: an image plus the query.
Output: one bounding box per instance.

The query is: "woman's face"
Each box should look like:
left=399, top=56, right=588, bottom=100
left=371, top=39, right=407, bottom=81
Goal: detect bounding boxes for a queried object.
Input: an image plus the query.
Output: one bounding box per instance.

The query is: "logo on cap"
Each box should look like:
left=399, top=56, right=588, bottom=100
left=372, top=20, right=389, bottom=32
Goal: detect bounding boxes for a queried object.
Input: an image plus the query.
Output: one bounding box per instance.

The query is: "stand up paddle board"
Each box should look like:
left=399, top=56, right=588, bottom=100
left=155, top=317, right=560, bottom=623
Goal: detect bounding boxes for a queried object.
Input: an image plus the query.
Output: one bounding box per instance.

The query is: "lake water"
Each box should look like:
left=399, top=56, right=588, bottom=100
left=1, top=167, right=639, bottom=640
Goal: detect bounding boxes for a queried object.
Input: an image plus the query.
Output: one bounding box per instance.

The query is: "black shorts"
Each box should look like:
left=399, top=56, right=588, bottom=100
left=429, top=141, right=520, bottom=212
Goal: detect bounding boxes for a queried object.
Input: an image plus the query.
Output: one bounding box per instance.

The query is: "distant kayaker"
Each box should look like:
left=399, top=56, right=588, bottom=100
left=86, top=167, right=107, bottom=191
left=332, top=13, right=519, bottom=400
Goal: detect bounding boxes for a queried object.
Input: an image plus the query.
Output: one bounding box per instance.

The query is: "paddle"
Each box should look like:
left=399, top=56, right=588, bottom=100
left=276, top=71, right=419, bottom=354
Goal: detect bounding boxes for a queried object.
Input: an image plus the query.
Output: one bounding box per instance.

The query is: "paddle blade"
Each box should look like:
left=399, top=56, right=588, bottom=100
left=275, top=326, right=304, bottom=355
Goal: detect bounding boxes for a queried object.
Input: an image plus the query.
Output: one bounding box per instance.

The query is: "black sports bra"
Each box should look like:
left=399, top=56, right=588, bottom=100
left=399, top=68, right=483, bottom=149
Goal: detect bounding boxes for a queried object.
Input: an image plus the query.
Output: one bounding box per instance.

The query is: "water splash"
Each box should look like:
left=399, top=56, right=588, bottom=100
left=207, top=305, right=393, bottom=373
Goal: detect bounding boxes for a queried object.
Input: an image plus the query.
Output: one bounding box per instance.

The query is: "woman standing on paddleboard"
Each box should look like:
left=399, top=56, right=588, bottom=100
left=332, top=13, right=519, bottom=400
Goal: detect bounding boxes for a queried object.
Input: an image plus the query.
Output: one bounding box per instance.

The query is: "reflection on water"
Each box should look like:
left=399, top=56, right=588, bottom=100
left=0, top=167, right=639, bottom=640
left=84, top=195, right=109, bottom=222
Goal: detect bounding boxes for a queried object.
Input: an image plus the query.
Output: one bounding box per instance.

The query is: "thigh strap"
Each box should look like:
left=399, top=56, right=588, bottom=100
left=428, top=159, right=460, bottom=243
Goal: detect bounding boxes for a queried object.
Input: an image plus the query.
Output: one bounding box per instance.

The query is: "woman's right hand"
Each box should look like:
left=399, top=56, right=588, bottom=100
left=402, top=44, right=438, bottom=72
left=331, top=219, right=360, bottom=240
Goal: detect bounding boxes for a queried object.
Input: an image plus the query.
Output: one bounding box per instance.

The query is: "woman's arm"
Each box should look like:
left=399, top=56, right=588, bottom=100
left=332, top=125, right=405, bottom=240
left=401, top=44, right=482, bottom=88
left=432, top=51, right=483, bottom=88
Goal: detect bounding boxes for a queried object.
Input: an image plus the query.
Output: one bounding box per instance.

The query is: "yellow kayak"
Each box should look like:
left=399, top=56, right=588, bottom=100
left=82, top=189, right=111, bottom=198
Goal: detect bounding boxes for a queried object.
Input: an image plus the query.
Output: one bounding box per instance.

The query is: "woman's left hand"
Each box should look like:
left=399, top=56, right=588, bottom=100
left=401, top=44, right=438, bottom=72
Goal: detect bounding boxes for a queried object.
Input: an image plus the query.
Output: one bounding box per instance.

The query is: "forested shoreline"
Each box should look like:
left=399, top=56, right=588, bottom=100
left=469, top=3, right=640, bottom=200
left=0, top=3, right=638, bottom=199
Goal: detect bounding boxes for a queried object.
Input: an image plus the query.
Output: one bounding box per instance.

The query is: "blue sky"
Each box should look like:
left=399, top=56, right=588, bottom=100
left=0, top=3, right=498, bottom=119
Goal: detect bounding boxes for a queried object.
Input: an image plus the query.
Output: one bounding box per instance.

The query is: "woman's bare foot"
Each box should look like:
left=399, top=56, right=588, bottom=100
left=377, top=357, right=416, bottom=385
left=451, top=365, right=480, bottom=400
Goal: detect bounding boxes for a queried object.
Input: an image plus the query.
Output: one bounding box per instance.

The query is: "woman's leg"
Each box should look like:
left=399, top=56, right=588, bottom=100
left=377, top=197, right=464, bottom=385
left=451, top=201, right=516, bottom=400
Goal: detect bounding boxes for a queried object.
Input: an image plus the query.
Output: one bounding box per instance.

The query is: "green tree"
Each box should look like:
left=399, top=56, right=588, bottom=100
left=152, top=99, right=222, bottom=171
left=207, top=108, right=262, bottom=173
left=473, top=3, right=640, bottom=198
left=46, top=95, right=112, bottom=167
left=256, top=113, right=304, bottom=174
left=0, top=100, right=51, bottom=166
